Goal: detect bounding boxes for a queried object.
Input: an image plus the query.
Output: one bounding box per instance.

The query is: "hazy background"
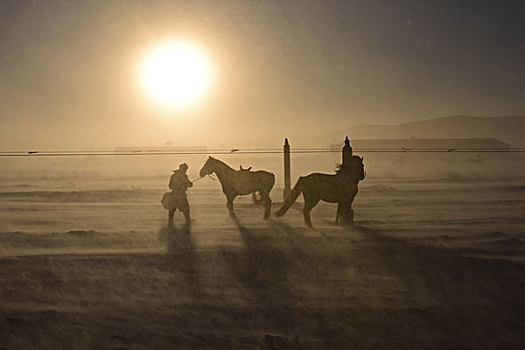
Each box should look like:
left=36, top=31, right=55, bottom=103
left=1, top=0, right=525, bottom=150
left=2, top=3, right=525, bottom=347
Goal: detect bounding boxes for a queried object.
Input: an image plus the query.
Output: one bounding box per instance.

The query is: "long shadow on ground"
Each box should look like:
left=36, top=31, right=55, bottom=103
left=159, top=224, right=202, bottom=299
left=222, top=219, right=376, bottom=349
left=2, top=222, right=524, bottom=349
left=221, top=218, right=295, bottom=305
left=221, top=221, right=525, bottom=349
left=347, top=226, right=525, bottom=349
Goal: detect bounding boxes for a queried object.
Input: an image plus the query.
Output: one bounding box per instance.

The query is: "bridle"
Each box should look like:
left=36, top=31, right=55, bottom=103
left=192, top=174, right=217, bottom=182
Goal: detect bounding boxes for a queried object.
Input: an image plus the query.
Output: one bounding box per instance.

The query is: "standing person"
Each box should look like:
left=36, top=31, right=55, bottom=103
left=167, top=163, right=193, bottom=226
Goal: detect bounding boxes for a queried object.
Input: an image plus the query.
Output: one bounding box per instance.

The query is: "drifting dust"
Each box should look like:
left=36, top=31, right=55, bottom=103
left=1, top=154, right=524, bottom=348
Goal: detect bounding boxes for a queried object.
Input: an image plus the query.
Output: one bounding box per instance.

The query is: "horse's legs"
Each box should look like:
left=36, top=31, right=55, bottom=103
left=303, top=196, right=319, bottom=228
left=168, top=209, right=175, bottom=226
left=335, top=203, right=342, bottom=225
left=226, top=194, right=236, bottom=219
left=340, top=201, right=354, bottom=227
left=260, top=191, right=272, bottom=219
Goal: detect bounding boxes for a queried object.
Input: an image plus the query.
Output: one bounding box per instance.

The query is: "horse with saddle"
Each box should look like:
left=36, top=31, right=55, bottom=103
left=162, top=155, right=365, bottom=227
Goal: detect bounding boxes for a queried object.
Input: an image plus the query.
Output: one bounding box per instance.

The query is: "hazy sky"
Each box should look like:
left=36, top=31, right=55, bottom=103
left=1, top=0, right=524, bottom=150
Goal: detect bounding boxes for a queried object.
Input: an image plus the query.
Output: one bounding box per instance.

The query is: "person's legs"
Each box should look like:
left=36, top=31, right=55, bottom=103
left=178, top=194, right=191, bottom=225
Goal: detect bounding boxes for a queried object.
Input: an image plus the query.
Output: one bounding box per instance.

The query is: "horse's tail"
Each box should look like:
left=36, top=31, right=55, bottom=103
left=274, top=177, right=305, bottom=217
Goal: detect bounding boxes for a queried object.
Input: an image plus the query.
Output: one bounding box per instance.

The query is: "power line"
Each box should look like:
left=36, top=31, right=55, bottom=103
left=1, top=148, right=525, bottom=157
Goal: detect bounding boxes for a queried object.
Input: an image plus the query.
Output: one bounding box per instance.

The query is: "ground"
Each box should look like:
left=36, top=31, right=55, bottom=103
left=1, top=176, right=524, bottom=349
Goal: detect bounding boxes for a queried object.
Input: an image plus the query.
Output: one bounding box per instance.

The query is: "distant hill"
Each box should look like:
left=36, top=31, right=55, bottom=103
left=336, top=116, right=525, bottom=147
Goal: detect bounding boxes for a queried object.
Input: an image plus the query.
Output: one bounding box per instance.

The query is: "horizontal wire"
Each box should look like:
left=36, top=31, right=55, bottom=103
left=1, top=149, right=525, bottom=157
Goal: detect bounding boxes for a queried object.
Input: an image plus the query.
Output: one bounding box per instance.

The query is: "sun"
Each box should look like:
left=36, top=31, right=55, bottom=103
left=139, top=39, right=214, bottom=110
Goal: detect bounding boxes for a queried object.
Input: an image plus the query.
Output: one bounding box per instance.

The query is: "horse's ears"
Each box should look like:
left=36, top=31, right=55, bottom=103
left=360, top=156, right=363, bottom=161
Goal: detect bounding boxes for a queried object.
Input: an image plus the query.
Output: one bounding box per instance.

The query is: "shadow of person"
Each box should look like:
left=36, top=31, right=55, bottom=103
left=159, top=223, right=201, bottom=297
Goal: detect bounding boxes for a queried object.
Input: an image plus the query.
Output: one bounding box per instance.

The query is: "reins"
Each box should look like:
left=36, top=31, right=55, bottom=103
left=191, top=174, right=217, bottom=182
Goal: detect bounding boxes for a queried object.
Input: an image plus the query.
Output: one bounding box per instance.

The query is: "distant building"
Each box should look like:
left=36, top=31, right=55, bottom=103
left=114, top=146, right=208, bottom=152
left=329, top=138, right=510, bottom=150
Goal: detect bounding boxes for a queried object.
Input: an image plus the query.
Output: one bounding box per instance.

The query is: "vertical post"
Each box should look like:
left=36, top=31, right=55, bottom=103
left=342, top=136, right=353, bottom=164
left=341, top=136, right=354, bottom=226
left=283, top=138, right=291, bottom=200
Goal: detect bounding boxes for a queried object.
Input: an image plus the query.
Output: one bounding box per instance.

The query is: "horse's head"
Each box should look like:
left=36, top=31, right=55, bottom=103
left=199, top=156, right=216, bottom=177
left=337, top=156, right=366, bottom=181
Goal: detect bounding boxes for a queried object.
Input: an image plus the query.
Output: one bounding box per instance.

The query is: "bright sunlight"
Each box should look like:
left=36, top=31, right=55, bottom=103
left=139, top=39, right=214, bottom=111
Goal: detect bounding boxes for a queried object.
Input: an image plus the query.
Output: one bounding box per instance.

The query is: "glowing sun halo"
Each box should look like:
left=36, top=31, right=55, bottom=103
left=139, top=40, right=213, bottom=110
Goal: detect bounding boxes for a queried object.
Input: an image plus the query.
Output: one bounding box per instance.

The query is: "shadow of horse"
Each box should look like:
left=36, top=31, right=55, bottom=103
left=220, top=218, right=295, bottom=307
left=349, top=227, right=525, bottom=348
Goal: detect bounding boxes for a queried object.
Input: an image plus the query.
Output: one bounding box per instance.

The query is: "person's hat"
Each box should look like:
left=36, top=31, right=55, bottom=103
left=178, top=163, right=188, bottom=171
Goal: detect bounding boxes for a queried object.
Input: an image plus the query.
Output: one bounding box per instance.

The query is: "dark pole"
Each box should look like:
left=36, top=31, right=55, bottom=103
left=283, top=138, right=291, bottom=199
left=341, top=136, right=354, bottom=226
left=342, top=136, right=353, bottom=164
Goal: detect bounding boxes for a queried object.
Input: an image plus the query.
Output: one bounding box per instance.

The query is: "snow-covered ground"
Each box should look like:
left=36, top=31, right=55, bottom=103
left=1, top=153, right=524, bottom=348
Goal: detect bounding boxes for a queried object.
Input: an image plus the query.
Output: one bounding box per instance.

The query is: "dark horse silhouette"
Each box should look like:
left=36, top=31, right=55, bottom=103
left=199, top=156, right=275, bottom=219
left=275, top=156, right=365, bottom=227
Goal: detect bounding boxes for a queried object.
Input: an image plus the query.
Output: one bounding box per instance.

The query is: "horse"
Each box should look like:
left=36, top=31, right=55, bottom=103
left=275, top=156, right=365, bottom=227
left=199, top=156, right=275, bottom=219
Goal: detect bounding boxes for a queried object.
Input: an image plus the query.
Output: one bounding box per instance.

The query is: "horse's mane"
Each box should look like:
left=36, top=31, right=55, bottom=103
left=335, top=156, right=364, bottom=178
left=335, top=163, right=350, bottom=174
left=208, top=156, right=235, bottom=171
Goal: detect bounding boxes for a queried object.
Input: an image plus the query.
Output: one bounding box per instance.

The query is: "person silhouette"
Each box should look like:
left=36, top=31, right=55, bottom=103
left=167, top=163, right=193, bottom=226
